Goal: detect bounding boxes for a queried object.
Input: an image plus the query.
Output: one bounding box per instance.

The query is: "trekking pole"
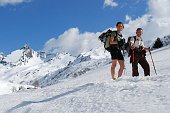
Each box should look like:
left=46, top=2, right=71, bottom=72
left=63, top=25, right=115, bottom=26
left=148, top=49, right=157, bottom=75
left=131, top=50, right=134, bottom=76
left=123, top=56, right=126, bottom=76
left=122, top=46, right=126, bottom=76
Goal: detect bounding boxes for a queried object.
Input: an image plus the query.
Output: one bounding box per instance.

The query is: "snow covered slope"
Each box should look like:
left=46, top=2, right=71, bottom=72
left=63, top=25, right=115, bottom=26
left=0, top=45, right=170, bottom=113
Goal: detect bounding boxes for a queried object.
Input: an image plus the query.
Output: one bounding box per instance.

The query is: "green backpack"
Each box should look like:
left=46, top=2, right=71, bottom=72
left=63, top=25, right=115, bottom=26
left=98, top=29, right=117, bottom=52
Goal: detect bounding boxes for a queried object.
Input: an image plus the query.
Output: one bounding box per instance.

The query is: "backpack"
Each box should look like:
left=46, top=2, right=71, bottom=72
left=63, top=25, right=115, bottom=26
left=98, top=29, right=117, bottom=52
left=125, top=36, right=136, bottom=57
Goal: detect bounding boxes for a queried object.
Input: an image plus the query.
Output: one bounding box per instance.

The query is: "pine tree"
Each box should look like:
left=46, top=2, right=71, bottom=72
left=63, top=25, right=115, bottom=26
left=152, top=38, right=163, bottom=49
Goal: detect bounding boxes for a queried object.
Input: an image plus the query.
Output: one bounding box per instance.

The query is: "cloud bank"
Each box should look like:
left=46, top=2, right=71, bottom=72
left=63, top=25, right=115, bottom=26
left=43, top=28, right=101, bottom=56
left=0, top=0, right=30, bottom=6
left=123, top=0, right=170, bottom=40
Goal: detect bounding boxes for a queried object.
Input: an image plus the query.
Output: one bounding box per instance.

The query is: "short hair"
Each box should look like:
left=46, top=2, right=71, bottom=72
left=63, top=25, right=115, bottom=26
left=116, top=21, right=124, bottom=28
left=136, top=28, right=143, bottom=32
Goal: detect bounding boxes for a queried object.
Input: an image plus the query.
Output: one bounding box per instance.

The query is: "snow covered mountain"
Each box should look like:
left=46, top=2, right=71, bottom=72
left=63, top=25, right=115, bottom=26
left=0, top=44, right=38, bottom=66
left=39, top=47, right=111, bottom=87
left=0, top=45, right=111, bottom=90
left=0, top=44, right=76, bottom=94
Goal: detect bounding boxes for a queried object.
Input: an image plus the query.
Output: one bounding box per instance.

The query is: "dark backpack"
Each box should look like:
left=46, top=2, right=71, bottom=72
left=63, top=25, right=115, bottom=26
left=125, top=36, right=136, bottom=57
left=98, top=29, right=117, bottom=52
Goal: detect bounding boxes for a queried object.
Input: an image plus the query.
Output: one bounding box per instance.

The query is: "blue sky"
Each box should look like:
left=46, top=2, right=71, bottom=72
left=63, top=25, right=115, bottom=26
left=1, top=0, right=170, bottom=56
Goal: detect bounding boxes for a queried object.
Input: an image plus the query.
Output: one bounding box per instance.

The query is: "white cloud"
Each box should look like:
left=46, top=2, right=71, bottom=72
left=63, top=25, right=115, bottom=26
left=104, top=0, right=118, bottom=8
left=43, top=28, right=101, bottom=56
left=123, top=0, right=170, bottom=41
left=123, top=14, right=151, bottom=39
left=0, top=0, right=30, bottom=6
left=125, top=15, right=132, bottom=22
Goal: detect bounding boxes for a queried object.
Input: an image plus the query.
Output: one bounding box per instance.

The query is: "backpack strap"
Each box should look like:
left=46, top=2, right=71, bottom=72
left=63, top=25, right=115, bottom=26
left=111, top=30, right=117, bottom=41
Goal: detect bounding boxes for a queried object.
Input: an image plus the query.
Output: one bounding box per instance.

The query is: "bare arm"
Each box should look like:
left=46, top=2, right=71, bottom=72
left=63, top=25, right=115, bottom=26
left=143, top=47, right=153, bottom=51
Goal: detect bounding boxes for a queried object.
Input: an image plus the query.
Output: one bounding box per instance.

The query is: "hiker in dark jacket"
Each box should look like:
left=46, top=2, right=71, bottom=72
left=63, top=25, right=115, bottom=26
left=109, top=22, right=125, bottom=80
left=129, top=28, right=151, bottom=77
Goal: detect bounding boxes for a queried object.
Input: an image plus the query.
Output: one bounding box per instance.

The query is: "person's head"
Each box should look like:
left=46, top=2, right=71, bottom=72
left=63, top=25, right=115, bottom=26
left=116, top=22, right=124, bottom=32
left=136, top=28, right=143, bottom=37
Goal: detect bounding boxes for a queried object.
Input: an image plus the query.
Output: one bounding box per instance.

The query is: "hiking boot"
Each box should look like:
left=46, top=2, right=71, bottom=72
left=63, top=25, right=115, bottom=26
left=118, top=75, right=122, bottom=78
left=112, top=75, right=116, bottom=80
left=132, top=75, right=139, bottom=77
left=112, top=77, right=116, bottom=80
left=145, top=75, right=150, bottom=76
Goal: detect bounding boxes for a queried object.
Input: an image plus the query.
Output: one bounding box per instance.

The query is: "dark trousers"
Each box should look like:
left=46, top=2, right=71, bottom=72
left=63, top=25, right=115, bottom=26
left=131, top=50, right=150, bottom=77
